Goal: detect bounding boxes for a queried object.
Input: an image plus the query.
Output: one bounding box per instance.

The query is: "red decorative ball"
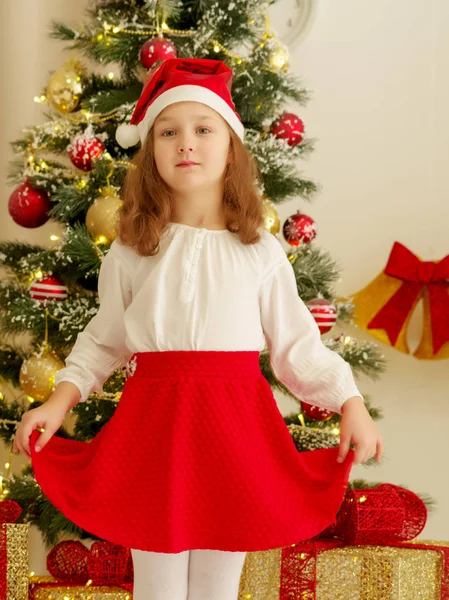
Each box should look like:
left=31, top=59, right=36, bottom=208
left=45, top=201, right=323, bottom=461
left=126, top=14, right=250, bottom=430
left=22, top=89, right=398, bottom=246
left=47, top=540, right=90, bottom=584
left=30, top=274, right=68, bottom=303
left=270, top=112, right=305, bottom=146
left=140, top=36, right=177, bottom=69
left=68, top=127, right=105, bottom=171
left=8, top=182, right=52, bottom=228
left=0, top=499, right=22, bottom=523
left=282, top=211, right=317, bottom=246
left=301, top=401, right=334, bottom=421
left=306, top=298, right=337, bottom=334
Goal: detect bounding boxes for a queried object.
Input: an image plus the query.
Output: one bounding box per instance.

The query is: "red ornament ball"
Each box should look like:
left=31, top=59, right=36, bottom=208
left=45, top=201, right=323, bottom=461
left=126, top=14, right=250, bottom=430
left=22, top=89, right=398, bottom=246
left=301, top=401, right=334, bottom=421
left=68, top=129, right=105, bottom=171
left=306, top=298, right=337, bottom=334
left=282, top=211, right=317, bottom=246
left=140, top=36, right=177, bottom=69
left=30, top=275, right=68, bottom=303
left=8, top=182, right=52, bottom=228
left=270, top=112, right=305, bottom=147
left=0, top=499, right=22, bottom=523
left=47, top=540, right=89, bottom=584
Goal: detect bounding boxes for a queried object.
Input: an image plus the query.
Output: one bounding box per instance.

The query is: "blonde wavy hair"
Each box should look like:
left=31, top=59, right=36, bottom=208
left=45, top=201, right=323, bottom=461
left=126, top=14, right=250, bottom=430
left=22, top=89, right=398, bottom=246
left=117, top=123, right=265, bottom=256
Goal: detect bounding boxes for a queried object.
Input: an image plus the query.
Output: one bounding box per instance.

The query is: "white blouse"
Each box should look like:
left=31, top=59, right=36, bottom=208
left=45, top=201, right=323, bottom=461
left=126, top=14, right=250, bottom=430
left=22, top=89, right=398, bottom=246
left=54, top=222, right=363, bottom=412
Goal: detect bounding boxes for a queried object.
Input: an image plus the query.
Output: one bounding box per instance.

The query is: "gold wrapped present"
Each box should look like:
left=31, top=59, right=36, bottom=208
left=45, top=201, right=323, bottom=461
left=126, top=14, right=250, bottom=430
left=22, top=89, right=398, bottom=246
left=238, top=539, right=449, bottom=600
left=29, top=575, right=132, bottom=599
left=0, top=523, right=29, bottom=600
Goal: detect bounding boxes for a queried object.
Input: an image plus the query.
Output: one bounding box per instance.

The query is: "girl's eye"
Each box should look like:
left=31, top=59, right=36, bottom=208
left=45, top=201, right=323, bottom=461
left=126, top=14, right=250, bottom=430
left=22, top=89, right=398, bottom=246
left=161, top=127, right=211, bottom=137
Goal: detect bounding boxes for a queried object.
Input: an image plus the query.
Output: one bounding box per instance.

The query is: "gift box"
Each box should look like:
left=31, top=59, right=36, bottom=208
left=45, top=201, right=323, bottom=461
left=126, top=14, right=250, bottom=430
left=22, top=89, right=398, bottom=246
left=29, top=575, right=132, bottom=600
left=238, top=485, right=448, bottom=600
left=0, top=522, right=29, bottom=600
left=238, top=540, right=449, bottom=600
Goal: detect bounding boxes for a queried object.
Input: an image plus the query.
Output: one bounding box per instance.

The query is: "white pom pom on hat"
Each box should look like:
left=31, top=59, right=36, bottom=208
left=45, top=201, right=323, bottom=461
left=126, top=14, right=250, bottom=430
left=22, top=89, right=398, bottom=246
left=115, top=123, right=141, bottom=149
left=115, top=57, right=244, bottom=149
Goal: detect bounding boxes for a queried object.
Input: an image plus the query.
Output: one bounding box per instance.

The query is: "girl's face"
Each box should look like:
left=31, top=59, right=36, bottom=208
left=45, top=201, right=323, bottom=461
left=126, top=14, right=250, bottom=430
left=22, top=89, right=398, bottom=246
left=152, top=101, right=231, bottom=194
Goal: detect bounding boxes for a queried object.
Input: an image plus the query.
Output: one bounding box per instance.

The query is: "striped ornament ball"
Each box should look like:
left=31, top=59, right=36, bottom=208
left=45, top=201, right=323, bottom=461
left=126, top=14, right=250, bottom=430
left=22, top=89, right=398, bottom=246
left=30, top=275, right=68, bottom=303
left=306, top=298, right=337, bottom=334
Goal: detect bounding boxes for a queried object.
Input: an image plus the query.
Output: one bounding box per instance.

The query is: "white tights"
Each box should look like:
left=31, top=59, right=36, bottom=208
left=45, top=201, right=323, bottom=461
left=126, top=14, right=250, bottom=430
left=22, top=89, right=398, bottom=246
left=131, top=548, right=247, bottom=600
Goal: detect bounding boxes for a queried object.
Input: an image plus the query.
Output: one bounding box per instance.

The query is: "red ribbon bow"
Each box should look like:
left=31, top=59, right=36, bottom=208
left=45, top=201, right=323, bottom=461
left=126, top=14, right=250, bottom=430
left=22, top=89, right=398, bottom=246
left=368, top=242, right=449, bottom=354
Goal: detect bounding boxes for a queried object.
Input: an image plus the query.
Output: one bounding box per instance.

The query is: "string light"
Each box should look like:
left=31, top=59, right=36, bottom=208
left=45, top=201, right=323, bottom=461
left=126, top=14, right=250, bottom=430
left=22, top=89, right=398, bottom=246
left=90, top=11, right=284, bottom=74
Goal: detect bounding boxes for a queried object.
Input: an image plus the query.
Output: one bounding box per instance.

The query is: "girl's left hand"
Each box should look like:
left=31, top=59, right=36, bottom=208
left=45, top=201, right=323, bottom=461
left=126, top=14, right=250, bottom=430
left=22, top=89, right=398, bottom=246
left=337, top=396, right=383, bottom=465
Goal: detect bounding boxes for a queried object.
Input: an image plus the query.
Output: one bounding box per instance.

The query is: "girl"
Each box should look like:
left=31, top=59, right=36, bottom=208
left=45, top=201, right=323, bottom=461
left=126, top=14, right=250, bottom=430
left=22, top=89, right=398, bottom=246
left=14, top=58, right=383, bottom=600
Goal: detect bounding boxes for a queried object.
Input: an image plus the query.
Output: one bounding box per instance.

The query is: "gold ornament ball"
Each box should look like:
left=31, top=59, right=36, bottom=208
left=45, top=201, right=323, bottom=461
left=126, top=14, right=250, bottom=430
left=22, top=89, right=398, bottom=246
left=268, top=40, right=290, bottom=71
left=86, top=190, right=123, bottom=244
left=262, top=197, right=280, bottom=234
left=47, top=60, right=84, bottom=114
left=19, top=351, right=65, bottom=402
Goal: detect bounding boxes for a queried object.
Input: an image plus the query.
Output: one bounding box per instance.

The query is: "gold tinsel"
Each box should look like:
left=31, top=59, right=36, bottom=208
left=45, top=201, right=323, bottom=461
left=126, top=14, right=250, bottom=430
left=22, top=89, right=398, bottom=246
left=238, top=541, right=449, bottom=600
left=29, top=575, right=131, bottom=600
left=2, top=523, right=29, bottom=600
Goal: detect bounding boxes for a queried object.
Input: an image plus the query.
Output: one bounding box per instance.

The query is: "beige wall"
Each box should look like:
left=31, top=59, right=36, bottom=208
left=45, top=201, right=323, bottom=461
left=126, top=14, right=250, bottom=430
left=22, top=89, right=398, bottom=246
left=276, top=0, right=449, bottom=541
left=1, top=0, right=447, bottom=572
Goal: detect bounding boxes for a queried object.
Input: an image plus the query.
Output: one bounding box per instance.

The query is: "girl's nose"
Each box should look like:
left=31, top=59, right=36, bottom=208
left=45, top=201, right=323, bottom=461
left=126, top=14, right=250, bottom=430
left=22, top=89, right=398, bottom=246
left=178, top=146, right=193, bottom=152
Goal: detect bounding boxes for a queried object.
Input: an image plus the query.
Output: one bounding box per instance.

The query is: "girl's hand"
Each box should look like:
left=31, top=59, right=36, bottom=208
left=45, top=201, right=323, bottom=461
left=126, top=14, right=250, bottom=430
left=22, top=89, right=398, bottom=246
left=337, top=396, right=383, bottom=465
left=13, top=382, right=81, bottom=459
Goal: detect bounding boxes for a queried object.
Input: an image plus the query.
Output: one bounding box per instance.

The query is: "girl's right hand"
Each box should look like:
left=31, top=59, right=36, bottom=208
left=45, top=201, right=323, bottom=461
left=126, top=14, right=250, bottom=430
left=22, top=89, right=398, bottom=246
left=13, top=382, right=81, bottom=459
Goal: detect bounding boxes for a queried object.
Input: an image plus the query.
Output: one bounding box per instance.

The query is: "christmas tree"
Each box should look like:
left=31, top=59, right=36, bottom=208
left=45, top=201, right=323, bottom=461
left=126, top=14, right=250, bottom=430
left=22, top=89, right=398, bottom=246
left=1, top=0, right=388, bottom=549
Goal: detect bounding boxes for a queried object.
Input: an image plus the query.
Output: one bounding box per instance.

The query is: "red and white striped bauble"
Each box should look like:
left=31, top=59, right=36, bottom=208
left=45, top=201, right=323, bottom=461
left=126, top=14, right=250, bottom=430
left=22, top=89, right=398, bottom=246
left=306, top=298, right=337, bottom=334
left=30, top=275, right=68, bottom=303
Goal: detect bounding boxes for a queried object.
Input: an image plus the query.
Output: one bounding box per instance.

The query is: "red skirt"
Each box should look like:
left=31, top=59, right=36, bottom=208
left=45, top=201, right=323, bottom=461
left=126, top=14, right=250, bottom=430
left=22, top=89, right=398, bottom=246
left=31, top=351, right=353, bottom=554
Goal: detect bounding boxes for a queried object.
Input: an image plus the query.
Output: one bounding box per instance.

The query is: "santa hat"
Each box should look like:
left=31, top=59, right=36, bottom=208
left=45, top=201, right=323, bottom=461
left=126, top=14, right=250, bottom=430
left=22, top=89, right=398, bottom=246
left=115, top=57, right=244, bottom=148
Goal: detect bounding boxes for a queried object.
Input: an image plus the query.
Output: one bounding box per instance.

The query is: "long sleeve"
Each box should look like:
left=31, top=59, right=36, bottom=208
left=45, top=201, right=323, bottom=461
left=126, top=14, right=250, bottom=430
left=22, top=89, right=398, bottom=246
left=258, top=254, right=364, bottom=415
left=54, top=241, right=133, bottom=403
